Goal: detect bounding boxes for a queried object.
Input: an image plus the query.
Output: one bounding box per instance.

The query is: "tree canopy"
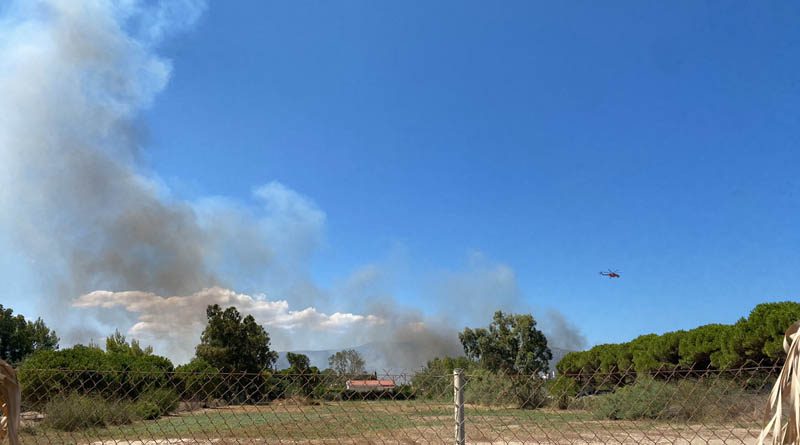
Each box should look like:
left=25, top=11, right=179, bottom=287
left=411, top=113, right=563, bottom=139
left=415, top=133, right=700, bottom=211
left=195, top=304, right=278, bottom=372
left=286, top=352, right=311, bottom=372
left=459, top=310, right=552, bottom=375
left=557, top=301, right=800, bottom=378
left=328, top=349, right=366, bottom=376
left=0, top=304, right=59, bottom=363
left=106, top=329, right=154, bottom=356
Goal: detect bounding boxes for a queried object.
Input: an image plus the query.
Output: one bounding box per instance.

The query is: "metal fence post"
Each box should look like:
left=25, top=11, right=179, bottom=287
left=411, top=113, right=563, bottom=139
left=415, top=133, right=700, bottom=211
left=454, top=368, right=465, bottom=445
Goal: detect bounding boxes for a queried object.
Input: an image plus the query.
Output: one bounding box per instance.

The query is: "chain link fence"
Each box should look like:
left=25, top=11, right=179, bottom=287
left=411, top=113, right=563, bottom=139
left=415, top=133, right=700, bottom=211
left=12, top=364, right=781, bottom=444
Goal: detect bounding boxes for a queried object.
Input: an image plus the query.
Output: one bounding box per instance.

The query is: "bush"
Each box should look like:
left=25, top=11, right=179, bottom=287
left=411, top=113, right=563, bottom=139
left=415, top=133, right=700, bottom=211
left=548, top=376, right=580, bottom=410
left=175, top=358, right=221, bottom=401
left=464, top=369, right=513, bottom=405
left=395, top=384, right=415, bottom=400
left=591, top=377, right=672, bottom=420
left=43, top=394, right=137, bottom=431
left=590, top=376, right=757, bottom=421
left=133, top=401, right=161, bottom=420
left=137, top=388, right=179, bottom=417
left=19, top=345, right=174, bottom=407
left=464, top=369, right=547, bottom=409
left=411, top=356, right=474, bottom=400
left=315, top=385, right=345, bottom=401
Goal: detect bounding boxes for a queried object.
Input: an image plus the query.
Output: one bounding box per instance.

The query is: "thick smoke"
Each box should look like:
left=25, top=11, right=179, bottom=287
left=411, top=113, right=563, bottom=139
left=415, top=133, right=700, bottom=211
left=0, top=0, right=214, bottom=306
left=0, top=0, right=585, bottom=369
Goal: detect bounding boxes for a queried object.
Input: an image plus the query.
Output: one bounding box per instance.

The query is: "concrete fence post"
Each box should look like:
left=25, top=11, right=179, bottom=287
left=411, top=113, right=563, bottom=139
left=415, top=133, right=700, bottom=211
left=454, top=368, right=465, bottom=445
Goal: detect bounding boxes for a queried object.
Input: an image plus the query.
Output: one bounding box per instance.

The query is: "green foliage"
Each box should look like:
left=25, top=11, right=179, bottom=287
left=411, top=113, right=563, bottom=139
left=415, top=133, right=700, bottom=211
left=18, top=343, right=174, bottom=406
left=557, top=301, right=800, bottom=380
left=286, top=352, right=311, bottom=372
left=678, top=324, right=731, bottom=369
left=43, top=393, right=137, bottom=431
left=411, top=356, right=474, bottom=400
left=105, top=329, right=154, bottom=356
left=328, top=349, right=366, bottom=376
left=175, top=358, right=222, bottom=401
left=314, top=385, right=345, bottom=401
left=733, top=302, right=800, bottom=366
left=279, top=354, right=322, bottom=398
left=590, top=376, right=757, bottom=421
left=0, top=304, right=59, bottom=364
left=394, top=384, right=415, bottom=400
left=463, top=368, right=546, bottom=409
left=591, top=377, right=674, bottom=420
left=263, top=371, right=288, bottom=400
left=548, top=376, right=580, bottom=409
left=630, top=331, right=683, bottom=373
left=195, top=304, right=278, bottom=373
left=137, top=388, right=179, bottom=417
left=133, top=401, right=161, bottom=420
left=459, top=311, right=552, bottom=375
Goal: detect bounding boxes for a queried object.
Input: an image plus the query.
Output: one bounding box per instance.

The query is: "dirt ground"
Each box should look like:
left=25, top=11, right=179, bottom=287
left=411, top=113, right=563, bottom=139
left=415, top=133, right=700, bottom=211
left=19, top=401, right=769, bottom=445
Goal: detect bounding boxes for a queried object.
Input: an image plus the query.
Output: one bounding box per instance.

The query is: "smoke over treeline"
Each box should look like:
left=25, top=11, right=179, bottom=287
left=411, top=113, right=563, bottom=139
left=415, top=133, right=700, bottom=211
left=0, top=0, right=585, bottom=368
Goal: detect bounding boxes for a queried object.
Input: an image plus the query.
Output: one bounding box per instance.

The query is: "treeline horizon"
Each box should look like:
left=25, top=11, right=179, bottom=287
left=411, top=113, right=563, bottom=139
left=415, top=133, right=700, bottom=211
left=557, top=301, right=800, bottom=377
left=2, top=301, right=799, bottom=374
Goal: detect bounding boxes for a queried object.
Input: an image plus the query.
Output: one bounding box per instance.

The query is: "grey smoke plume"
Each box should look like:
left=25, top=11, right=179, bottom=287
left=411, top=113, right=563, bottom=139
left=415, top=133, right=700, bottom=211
left=0, top=0, right=585, bottom=368
left=0, top=0, right=214, bottom=301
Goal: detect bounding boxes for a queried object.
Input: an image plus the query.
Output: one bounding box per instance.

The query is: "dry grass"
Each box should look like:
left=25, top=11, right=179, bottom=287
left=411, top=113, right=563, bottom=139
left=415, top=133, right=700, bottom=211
left=18, top=400, right=768, bottom=444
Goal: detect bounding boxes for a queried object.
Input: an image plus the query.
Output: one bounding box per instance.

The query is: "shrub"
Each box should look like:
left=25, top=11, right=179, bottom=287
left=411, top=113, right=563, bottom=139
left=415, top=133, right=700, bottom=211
left=263, top=372, right=288, bottom=401
left=43, top=394, right=137, bottom=431
left=464, top=368, right=514, bottom=406
left=137, top=388, right=179, bottom=417
left=464, top=369, right=547, bottom=409
left=315, top=385, right=345, bottom=401
left=19, top=345, right=174, bottom=407
left=133, top=401, right=161, bottom=420
left=591, top=377, right=672, bottom=420
left=411, top=356, right=474, bottom=400
left=548, top=376, right=580, bottom=410
left=175, top=358, right=221, bottom=401
left=395, top=384, right=415, bottom=400
left=590, top=376, right=757, bottom=421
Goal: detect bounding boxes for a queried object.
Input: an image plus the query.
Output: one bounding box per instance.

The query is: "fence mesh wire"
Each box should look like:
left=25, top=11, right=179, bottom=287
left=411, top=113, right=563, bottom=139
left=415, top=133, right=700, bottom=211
left=12, top=364, right=782, bottom=444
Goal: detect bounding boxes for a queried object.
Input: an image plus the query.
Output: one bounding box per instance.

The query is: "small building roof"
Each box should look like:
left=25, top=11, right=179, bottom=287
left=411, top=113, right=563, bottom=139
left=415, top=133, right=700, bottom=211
left=346, top=379, right=395, bottom=387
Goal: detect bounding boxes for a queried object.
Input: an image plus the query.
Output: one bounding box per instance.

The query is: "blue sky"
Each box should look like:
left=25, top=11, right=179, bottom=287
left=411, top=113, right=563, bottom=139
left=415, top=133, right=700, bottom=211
left=3, top=1, right=800, bottom=353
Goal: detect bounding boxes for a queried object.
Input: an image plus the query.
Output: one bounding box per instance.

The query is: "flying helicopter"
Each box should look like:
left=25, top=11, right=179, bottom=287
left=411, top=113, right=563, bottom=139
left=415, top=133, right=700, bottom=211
left=599, top=269, right=620, bottom=278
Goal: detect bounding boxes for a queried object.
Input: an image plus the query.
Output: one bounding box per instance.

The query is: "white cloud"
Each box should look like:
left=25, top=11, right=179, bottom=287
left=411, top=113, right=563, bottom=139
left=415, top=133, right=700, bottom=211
left=73, top=286, right=382, bottom=363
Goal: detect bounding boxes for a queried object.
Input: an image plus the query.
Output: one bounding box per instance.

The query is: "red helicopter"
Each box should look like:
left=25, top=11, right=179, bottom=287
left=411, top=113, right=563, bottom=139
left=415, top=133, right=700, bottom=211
left=599, top=269, right=620, bottom=278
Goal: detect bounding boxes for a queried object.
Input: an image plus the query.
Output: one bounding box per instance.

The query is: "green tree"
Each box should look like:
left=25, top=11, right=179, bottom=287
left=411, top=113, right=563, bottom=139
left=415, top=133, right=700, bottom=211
left=195, top=304, right=278, bottom=372
left=631, top=331, right=684, bottom=373
left=678, top=324, right=731, bottom=369
left=105, top=329, right=154, bottom=356
left=328, top=349, right=366, bottom=376
left=459, top=311, right=552, bottom=375
left=194, top=305, right=278, bottom=403
left=0, top=304, right=59, bottom=363
left=286, top=352, right=311, bottom=372
left=283, top=352, right=320, bottom=397
left=740, top=302, right=800, bottom=363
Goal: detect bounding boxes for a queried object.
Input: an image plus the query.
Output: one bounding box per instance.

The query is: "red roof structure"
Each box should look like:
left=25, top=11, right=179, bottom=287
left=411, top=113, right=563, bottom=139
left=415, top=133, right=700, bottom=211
left=345, top=379, right=396, bottom=392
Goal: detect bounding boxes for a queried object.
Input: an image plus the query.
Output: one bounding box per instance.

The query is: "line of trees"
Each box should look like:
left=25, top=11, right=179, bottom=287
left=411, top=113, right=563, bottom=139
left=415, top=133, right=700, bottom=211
left=10, top=300, right=800, bottom=411
left=14, top=303, right=385, bottom=407
left=556, top=302, right=800, bottom=381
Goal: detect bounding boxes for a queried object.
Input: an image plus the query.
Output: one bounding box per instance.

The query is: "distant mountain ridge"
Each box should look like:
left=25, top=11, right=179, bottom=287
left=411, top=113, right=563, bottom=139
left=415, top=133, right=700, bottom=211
left=276, top=342, right=575, bottom=373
